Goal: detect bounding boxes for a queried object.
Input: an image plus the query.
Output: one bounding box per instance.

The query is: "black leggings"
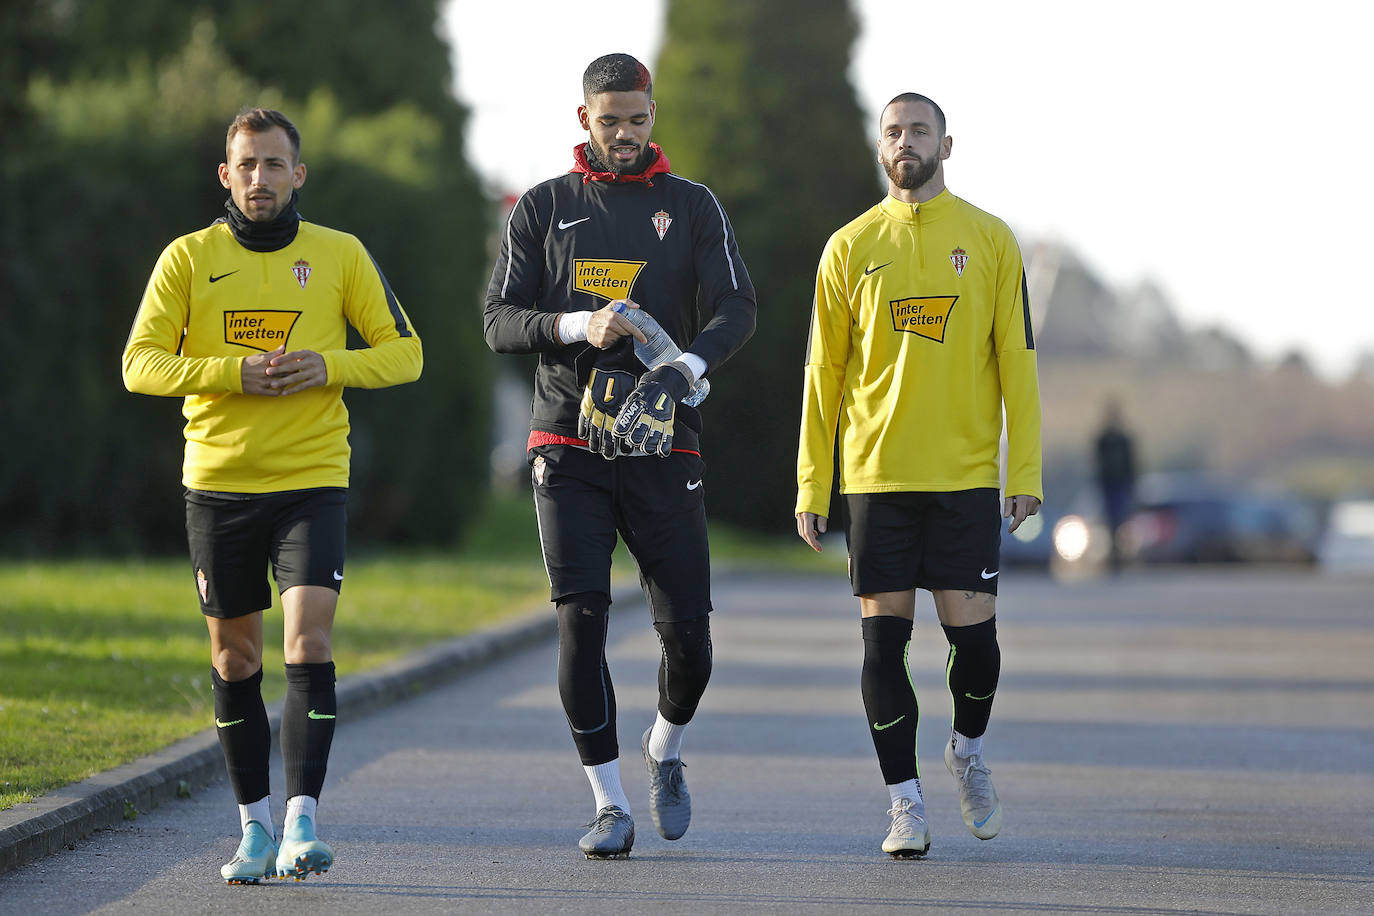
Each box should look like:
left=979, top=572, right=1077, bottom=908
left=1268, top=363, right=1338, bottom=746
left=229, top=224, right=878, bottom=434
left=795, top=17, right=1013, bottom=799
left=556, top=594, right=713, bottom=765
left=653, top=613, right=713, bottom=725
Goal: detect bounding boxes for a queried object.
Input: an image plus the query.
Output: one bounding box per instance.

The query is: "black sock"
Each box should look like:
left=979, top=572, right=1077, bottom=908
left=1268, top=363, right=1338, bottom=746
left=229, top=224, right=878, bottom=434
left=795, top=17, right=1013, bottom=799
left=556, top=593, right=618, bottom=766
left=212, top=666, right=271, bottom=804
left=861, top=615, right=919, bottom=784
left=942, top=616, right=1000, bottom=741
left=653, top=614, right=713, bottom=725
left=282, top=661, right=336, bottom=800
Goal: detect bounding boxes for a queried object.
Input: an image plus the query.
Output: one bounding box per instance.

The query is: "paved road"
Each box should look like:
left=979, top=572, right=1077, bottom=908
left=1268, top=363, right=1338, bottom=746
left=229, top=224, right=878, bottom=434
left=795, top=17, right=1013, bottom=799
left=3, top=568, right=1372, bottom=914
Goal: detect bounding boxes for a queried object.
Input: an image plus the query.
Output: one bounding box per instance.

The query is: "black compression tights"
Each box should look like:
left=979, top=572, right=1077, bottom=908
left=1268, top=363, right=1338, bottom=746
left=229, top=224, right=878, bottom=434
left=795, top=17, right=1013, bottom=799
left=556, top=593, right=617, bottom=766
left=653, top=614, right=713, bottom=725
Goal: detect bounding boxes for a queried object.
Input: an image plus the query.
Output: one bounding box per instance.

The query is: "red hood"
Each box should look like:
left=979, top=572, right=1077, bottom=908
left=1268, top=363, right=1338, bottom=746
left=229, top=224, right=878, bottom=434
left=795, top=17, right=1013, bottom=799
left=571, top=142, right=672, bottom=185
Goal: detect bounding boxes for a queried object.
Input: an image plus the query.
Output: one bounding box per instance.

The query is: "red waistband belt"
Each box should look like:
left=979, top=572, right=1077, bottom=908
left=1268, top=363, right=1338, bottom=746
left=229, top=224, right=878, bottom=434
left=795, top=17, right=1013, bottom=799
left=527, top=430, right=700, bottom=457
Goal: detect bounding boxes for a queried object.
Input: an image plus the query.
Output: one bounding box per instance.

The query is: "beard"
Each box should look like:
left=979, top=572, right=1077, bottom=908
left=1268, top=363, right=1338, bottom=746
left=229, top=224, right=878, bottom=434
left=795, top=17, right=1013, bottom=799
left=881, top=153, right=938, bottom=191
left=587, top=136, right=652, bottom=175
left=244, top=194, right=285, bottom=221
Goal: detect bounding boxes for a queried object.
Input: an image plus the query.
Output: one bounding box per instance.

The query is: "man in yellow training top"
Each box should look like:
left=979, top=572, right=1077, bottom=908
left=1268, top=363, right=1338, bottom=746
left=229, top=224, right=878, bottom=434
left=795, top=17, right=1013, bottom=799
left=795, top=92, right=1042, bottom=858
left=123, top=108, right=422, bottom=884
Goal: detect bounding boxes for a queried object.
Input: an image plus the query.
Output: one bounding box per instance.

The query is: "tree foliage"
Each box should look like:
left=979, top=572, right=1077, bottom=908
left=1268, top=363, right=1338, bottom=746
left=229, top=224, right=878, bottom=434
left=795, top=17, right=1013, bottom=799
left=1, top=2, right=492, bottom=554
left=653, top=0, right=880, bottom=533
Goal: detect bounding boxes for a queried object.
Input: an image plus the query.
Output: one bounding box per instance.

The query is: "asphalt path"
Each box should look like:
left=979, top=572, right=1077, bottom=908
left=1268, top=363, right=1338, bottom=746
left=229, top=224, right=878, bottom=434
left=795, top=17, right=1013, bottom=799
left=2, top=567, right=1372, bottom=914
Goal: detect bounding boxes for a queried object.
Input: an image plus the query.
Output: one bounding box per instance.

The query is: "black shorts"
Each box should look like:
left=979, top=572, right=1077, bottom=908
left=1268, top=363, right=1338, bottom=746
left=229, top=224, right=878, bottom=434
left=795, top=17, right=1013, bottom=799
left=844, top=489, right=1002, bottom=596
left=530, top=444, right=711, bottom=622
left=185, top=487, right=348, bottom=619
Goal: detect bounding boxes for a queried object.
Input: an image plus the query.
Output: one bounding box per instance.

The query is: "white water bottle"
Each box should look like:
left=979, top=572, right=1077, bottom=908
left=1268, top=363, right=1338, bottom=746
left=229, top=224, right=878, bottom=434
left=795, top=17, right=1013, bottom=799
left=612, top=301, right=710, bottom=406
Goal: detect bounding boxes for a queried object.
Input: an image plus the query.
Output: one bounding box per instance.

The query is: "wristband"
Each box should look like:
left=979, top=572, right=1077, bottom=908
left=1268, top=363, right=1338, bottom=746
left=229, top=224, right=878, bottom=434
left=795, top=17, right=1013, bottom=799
left=677, top=352, right=706, bottom=385
left=557, top=311, right=594, bottom=345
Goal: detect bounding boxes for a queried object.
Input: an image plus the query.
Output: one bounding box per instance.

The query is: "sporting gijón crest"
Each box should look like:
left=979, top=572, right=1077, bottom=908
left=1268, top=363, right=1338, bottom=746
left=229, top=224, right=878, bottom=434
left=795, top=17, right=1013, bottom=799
left=949, top=247, right=969, bottom=278
left=292, top=259, right=312, bottom=290
left=651, top=210, right=672, bottom=241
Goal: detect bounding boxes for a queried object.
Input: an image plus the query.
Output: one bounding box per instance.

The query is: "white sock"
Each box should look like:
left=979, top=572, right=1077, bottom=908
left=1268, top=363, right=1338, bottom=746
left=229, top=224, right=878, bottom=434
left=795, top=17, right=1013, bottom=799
left=239, top=796, right=273, bottom=838
left=584, top=760, right=631, bottom=813
left=284, top=794, right=317, bottom=831
left=887, top=779, right=924, bottom=812
left=648, top=713, right=687, bottom=762
left=952, top=731, right=983, bottom=759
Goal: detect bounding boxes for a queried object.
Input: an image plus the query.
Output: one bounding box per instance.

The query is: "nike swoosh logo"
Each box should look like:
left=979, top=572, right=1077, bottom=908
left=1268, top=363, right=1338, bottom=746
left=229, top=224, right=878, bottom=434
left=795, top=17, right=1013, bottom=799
left=332, top=570, right=344, bottom=581
left=873, top=715, right=906, bottom=731
left=216, top=718, right=244, bottom=728
left=964, top=691, right=996, bottom=701
left=974, top=807, right=999, bottom=829
left=557, top=217, right=591, bottom=230
left=208, top=270, right=240, bottom=283
left=686, top=480, right=702, bottom=490
left=307, top=709, right=336, bottom=720
left=980, top=568, right=999, bottom=579
left=863, top=262, right=892, bottom=276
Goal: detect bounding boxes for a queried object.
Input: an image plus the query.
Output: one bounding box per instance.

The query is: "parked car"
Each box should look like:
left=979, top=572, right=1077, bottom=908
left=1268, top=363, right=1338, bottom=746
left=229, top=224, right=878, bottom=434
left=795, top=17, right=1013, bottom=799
left=1121, top=473, right=1319, bottom=564
left=1317, top=498, right=1374, bottom=574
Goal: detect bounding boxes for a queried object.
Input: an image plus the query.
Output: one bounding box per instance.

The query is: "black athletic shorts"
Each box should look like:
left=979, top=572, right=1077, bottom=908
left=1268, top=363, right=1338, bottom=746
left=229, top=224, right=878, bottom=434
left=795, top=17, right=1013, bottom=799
left=843, top=489, right=1002, bottom=596
left=184, top=487, right=348, bottom=619
left=530, top=444, right=711, bottom=622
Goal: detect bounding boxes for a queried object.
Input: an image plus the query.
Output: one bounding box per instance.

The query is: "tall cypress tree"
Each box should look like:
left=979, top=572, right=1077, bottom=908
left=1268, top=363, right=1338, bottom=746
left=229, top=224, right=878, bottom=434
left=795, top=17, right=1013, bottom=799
left=653, top=0, right=880, bottom=533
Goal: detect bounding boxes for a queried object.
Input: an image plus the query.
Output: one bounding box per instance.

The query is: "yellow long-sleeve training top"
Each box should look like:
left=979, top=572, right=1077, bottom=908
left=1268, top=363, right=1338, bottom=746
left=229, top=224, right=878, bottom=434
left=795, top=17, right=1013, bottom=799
left=796, top=190, right=1041, bottom=517
left=123, top=219, right=423, bottom=493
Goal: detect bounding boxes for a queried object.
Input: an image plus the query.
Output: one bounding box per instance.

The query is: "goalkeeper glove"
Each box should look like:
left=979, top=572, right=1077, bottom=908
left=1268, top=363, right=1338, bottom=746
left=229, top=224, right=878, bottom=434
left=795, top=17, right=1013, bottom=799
left=578, top=368, right=638, bottom=460
left=612, top=362, right=692, bottom=458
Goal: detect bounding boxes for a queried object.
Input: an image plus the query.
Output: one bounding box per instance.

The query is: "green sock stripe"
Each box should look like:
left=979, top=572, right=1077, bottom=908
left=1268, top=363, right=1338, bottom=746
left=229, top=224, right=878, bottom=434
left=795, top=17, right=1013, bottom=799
left=946, top=643, right=957, bottom=739
left=905, top=639, right=920, bottom=778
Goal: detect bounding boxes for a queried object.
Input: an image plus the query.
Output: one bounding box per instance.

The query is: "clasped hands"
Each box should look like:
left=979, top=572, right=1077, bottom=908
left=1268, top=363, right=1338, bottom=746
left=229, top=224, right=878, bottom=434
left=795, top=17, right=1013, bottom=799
left=241, top=345, right=327, bottom=396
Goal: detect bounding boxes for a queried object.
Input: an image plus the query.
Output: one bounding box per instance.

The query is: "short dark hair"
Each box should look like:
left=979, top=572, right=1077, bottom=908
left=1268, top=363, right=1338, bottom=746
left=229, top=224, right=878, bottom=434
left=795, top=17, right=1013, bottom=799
left=881, top=93, right=946, bottom=137
left=583, top=53, right=652, bottom=99
left=226, top=108, right=301, bottom=162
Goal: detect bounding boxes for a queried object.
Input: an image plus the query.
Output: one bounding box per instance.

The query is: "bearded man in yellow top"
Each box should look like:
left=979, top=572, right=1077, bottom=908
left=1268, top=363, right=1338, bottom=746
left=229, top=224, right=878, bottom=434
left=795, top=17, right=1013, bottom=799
left=795, top=93, right=1042, bottom=859
left=123, top=108, right=422, bottom=885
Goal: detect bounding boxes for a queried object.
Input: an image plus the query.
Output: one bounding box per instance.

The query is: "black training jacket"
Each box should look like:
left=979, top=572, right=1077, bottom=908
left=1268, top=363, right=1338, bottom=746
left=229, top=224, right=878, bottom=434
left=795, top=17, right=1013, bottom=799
left=483, top=143, right=757, bottom=455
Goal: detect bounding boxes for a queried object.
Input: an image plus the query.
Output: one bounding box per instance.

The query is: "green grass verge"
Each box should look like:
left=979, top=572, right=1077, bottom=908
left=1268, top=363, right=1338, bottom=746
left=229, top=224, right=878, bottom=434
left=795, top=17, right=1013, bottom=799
left=0, top=551, right=551, bottom=811
left=0, top=490, right=839, bottom=811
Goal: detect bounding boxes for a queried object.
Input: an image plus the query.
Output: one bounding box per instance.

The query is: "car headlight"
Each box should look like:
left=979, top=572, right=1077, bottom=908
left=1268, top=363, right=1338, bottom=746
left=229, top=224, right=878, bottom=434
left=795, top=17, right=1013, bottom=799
left=1053, top=515, right=1091, bottom=562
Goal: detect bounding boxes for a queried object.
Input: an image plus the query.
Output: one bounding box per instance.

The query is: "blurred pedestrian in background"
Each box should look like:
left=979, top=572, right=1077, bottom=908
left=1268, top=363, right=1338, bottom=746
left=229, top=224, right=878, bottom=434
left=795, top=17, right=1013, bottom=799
left=1094, top=399, right=1137, bottom=574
